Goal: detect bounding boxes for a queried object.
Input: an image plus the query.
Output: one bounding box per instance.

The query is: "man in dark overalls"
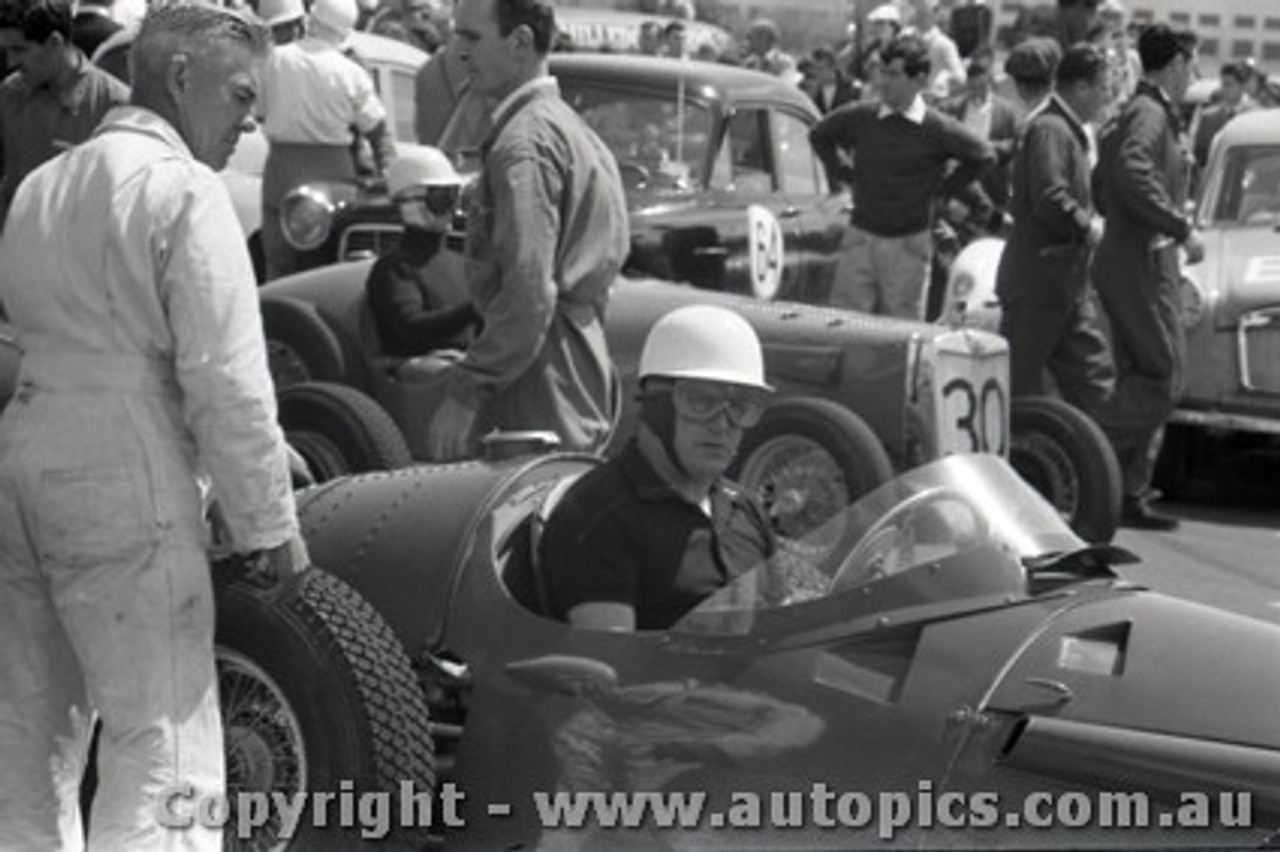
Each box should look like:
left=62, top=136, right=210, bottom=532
left=1091, top=23, right=1201, bottom=530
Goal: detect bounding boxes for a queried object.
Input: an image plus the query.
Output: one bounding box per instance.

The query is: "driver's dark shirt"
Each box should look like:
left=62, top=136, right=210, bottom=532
left=541, top=441, right=776, bottom=630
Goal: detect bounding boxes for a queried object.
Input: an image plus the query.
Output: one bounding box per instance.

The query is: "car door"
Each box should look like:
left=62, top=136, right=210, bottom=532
left=768, top=107, right=849, bottom=305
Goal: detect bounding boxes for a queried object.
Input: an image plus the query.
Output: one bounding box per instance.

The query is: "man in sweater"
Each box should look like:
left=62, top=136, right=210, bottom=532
left=810, top=33, right=995, bottom=319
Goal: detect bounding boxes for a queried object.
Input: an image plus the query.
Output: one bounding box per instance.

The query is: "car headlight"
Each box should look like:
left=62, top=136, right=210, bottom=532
left=281, top=186, right=338, bottom=251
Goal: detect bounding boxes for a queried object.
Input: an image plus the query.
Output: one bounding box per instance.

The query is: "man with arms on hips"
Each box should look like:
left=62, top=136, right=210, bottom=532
left=809, top=33, right=995, bottom=320
left=541, top=306, right=777, bottom=631
left=1091, top=23, right=1201, bottom=531
left=0, top=6, right=308, bottom=850
left=426, top=0, right=629, bottom=460
left=995, top=43, right=1115, bottom=416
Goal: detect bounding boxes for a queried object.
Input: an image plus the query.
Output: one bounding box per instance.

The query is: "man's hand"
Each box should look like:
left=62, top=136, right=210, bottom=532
left=427, top=393, right=479, bottom=461
left=1088, top=216, right=1105, bottom=247
left=245, top=534, right=310, bottom=587
left=1182, top=229, right=1205, bottom=265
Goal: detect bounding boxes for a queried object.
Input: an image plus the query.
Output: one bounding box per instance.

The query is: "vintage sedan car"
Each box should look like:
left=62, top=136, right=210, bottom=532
left=280, top=53, right=849, bottom=303
left=210, top=450, right=1280, bottom=851
left=940, top=109, right=1280, bottom=495
left=260, top=257, right=1121, bottom=544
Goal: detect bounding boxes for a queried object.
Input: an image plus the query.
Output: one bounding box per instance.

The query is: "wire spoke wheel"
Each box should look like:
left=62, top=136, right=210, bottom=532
left=218, top=647, right=308, bottom=852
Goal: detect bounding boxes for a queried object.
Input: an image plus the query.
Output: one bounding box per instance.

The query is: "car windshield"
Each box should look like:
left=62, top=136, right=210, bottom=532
left=1209, top=144, right=1280, bottom=225
left=562, top=85, right=712, bottom=191
left=672, top=454, right=1099, bottom=637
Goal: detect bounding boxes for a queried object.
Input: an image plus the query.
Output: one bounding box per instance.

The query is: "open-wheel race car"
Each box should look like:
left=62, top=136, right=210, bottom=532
left=259, top=258, right=1122, bottom=546
left=213, top=449, right=1280, bottom=851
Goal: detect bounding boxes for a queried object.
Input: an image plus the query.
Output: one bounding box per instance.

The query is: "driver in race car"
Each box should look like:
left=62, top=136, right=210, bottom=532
left=540, top=305, right=777, bottom=631
left=365, top=146, right=481, bottom=379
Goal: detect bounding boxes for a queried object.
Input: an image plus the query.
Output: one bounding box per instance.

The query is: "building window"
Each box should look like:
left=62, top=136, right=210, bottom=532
left=1234, top=16, right=1257, bottom=29
left=1264, top=42, right=1280, bottom=61
left=1266, top=17, right=1280, bottom=30
left=1232, top=39, right=1255, bottom=58
left=1170, top=12, right=1189, bottom=25
left=1132, top=9, right=1153, bottom=23
left=1200, top=38, right=1219, bottom=57
left=1199, top=14, right=1220, bottom=27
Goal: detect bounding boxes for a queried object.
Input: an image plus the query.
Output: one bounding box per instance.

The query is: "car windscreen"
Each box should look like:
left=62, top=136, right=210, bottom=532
left=671, top=454, right=1087, bottom=637
left=1210, top=144, right=1280, bottom=225
left=561, top=84, right=713, bottom=191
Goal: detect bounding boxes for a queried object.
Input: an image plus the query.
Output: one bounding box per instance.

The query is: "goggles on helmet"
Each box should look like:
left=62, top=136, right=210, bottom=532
left=670, top=379, right=768, bottom=428
left=394, top=183, right=461, bottom=217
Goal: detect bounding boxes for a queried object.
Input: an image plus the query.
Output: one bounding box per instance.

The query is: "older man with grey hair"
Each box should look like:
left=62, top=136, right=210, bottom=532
left=0, top=5, right=307, bottom=850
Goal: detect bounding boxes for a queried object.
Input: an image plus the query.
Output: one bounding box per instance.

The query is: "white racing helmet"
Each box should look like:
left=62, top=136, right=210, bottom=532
left=258, top=0, right=305, bottom=26
left=638, top=305, right=773, bottom=391
left=386, top=146, right=463, bottom=197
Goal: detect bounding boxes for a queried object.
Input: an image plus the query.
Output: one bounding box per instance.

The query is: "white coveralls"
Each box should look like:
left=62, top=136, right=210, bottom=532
left=0, top=106, right=300, bottom=851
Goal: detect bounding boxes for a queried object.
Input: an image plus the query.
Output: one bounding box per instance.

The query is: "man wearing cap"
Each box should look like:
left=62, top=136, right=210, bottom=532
left=1091, top=24, right=1201, bottom=531
left=810, top=33, right=995, bottom=320
left=257, top=0, right=306, bottom=44
left=70, top=0, right=121, bottom=57
left=541, top=305, right=777, bottom=632
left=256, top=0, right=396, bottom=280
left=1004, top=36, right=1061, bottom=116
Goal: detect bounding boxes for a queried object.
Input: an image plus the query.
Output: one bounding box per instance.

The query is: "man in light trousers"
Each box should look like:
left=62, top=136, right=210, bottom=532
left=0, top=6, right=308, bottom=850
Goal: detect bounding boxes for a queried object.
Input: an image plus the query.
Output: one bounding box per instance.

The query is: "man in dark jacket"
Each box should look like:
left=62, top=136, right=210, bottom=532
left=995, top=43, right=1114, bottom=416
left=1091, top=24, right=1201, bottom=531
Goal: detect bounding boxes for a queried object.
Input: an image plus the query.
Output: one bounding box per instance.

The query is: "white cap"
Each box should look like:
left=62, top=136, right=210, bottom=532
left=639, top=305, right=772, bottom=391
left=867, top=3, right=901, bottom=24
left=258, top=0, right=304, bottom=27
left=310, top=0, right=358, bottom=42
left=386, top=146, right=463, bottom=197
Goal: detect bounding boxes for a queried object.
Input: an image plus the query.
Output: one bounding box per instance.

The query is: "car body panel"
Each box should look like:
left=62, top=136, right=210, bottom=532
left=294, top=453, right=1280, bottom=850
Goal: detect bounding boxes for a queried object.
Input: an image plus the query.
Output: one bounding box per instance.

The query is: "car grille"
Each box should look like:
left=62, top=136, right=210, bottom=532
left=339, top=225, right=402, bottom=261
left=1238, top=308, right=1280, bottom=395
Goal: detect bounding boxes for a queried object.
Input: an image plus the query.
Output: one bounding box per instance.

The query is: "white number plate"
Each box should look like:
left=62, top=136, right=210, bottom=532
left=932, top=331, right=1009, bottom=456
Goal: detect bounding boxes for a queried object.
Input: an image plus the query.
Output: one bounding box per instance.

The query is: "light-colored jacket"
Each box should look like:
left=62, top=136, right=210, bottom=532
left=453, top=79, right=630, bottom=452
left=0, top=105, right=298, bottom=551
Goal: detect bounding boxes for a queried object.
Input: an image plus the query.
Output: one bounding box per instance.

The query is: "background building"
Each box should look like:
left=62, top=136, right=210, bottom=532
left=989, top=0, right=1280, bottom=77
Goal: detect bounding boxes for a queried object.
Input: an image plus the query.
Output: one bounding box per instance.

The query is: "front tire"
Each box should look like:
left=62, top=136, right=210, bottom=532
left=1009, top=396, right=1121, bottom=543
left=215, top=565, right=435, bottom=852
left=278, top=382, right=412, bottom=481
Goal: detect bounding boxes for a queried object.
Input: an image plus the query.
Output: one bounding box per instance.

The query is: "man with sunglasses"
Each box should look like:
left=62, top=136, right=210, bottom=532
left=366, top=146, right=480, bottom=377
left=540, top=305, right=777, bottom=632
